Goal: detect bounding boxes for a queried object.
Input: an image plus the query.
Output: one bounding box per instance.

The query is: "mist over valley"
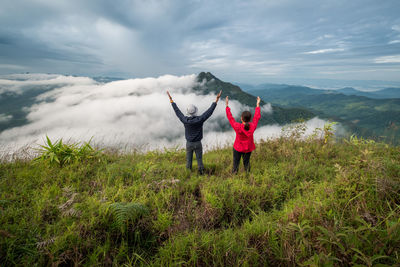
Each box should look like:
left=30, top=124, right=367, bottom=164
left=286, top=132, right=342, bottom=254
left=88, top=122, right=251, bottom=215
left=0, top=72, right=330, bottom=157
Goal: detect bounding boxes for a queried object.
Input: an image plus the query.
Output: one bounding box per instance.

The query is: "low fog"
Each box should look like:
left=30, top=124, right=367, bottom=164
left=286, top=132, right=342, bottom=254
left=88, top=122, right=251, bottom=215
left=0, top=74, right=332, bottom=157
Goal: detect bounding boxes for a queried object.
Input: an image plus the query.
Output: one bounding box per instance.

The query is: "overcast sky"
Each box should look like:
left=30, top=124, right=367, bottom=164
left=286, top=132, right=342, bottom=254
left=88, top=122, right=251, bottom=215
left=1, top=0, right=400, bottom=85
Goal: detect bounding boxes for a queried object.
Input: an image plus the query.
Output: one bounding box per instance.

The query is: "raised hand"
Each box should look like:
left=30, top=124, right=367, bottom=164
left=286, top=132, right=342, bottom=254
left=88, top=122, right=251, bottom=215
left=216, top=90, right=222, bottom=103
left=256, top=96, right=261, bottom=107
left=167, top=91, right=173, bottom=103
left=225, top=96, right=229, bottom=106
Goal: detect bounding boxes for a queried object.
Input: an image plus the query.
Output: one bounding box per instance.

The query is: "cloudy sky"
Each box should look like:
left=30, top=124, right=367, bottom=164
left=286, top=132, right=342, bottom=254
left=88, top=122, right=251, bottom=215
left=1, top=0, right=400, bottom=85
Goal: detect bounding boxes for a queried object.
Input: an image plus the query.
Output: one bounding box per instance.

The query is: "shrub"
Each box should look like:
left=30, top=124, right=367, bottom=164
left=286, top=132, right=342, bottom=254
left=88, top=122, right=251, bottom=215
left=34, top=136, right=100, bottom=167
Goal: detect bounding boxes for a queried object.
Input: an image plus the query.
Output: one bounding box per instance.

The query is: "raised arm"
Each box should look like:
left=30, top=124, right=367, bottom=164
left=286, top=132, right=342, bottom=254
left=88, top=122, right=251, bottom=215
left=215, top=90, right=222, bottom=103
left=225, top=96, right=240, bottom=129
left=197, top=90, right=221, bottom=122
left=199, top=102, right=217, bottom=122
left=167, top=91, right=173, bottom=103
left=252, top=96, right=261, bottom=128
left=167, top=91, right=187, bottom=123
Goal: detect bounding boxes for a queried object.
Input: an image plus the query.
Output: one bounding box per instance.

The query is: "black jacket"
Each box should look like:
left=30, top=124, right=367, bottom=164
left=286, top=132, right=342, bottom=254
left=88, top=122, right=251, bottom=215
left=172, top=102, right=217, bottom=142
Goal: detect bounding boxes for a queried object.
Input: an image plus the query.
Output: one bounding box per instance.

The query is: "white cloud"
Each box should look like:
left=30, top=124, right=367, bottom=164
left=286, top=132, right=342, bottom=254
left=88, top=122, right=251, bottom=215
left=374, top=55, right=400, bottom=63
left=303, top=48, right=345, bottom=54
left=185, top=39, right=288, bottom=77
left=0, top=73, right=331, bottom=158
left=0, top=114, right=12, bottom=123
left=261, top=103, right=273, bottom=114
left=388, top=40, right=400, bottom=44
left=1, top=0, right=400, bottom=83
left=0, top=64, right=26, bottom=70
left=392, top=25, right=400, bottom=32
left=316, top=34, right=335, bottom=41
left=0, top=73, right=95, bottom=94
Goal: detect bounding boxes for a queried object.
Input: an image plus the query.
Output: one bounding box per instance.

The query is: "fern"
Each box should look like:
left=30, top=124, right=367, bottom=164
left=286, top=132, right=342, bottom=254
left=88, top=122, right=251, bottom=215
left=109, top=202, right=149, bottom=233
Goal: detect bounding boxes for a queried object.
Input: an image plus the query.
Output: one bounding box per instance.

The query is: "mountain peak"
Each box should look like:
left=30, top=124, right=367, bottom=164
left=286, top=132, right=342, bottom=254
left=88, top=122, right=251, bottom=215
left=192, top=72, right=314, bottom=125
left=197, top=72, right=220, bottom=83
left=338, top=87, right=359, bottom=93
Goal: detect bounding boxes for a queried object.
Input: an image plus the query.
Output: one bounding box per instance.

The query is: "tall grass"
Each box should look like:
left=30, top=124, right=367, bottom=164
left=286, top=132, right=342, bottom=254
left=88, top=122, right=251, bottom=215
left=0, top=133, right=399, bottom=266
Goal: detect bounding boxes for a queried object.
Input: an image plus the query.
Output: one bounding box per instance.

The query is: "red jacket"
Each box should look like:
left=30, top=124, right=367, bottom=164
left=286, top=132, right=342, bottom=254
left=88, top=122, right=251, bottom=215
left=226, top=106, right=261, bottom=153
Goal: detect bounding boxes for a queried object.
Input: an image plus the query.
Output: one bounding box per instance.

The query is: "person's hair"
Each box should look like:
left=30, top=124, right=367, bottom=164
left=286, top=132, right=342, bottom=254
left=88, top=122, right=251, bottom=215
left=241, top=111, right=252, bottom=131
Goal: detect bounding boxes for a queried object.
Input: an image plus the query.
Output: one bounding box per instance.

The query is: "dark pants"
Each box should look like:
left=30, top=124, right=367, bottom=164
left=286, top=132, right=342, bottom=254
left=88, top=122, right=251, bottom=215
left=186, top=141, right=204, bottom=173
left=232, top=148, right=252, bottom=174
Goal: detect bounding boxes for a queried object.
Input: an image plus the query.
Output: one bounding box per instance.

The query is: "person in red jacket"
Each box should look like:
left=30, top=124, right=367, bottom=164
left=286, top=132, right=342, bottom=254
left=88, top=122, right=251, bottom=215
left=225, top=95, right=261, bottom=173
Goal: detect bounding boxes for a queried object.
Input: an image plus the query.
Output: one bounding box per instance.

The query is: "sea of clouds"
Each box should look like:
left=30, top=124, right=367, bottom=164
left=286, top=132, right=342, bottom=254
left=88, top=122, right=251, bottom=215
left=0, top=73, right=332, bottom=158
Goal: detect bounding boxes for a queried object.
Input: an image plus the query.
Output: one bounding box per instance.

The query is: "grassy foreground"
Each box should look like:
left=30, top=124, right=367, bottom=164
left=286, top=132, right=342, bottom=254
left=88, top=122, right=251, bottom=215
left=1, top=135, right=400, bottom=266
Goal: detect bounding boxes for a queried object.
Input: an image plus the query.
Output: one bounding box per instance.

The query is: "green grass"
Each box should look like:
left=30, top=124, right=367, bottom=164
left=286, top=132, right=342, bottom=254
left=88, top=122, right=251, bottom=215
left=1, top=135, right=400, bottom=266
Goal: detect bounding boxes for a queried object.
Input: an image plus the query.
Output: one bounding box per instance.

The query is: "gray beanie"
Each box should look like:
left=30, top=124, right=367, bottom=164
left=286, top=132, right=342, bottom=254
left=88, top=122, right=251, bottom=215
left=186, top=104, right=198, bottom=116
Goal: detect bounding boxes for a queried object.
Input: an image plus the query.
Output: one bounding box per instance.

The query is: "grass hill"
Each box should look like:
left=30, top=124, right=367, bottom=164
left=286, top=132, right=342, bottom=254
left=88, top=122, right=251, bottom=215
left=1, top=133, right=399, bottom=266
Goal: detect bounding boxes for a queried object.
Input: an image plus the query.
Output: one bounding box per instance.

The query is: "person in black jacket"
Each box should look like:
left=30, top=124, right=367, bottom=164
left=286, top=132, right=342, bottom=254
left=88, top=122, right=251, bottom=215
left=167, top=90, right=222, bottom=174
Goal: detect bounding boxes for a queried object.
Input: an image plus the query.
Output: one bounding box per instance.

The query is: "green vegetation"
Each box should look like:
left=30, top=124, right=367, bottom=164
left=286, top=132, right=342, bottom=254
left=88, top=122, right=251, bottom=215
left=1, top=132, right=400, bottom=266
left=34, top=136, right=100, bottom=167
left=249, top=87, right=400, bottom=143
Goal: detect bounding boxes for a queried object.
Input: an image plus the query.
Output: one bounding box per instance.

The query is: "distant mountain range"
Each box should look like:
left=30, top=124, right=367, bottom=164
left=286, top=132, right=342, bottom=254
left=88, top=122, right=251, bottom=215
left=239, top=83, right=400, bottom=99
left=244, top=83, right=400, bottom=143
left=336, top=87, right=400, bottom=99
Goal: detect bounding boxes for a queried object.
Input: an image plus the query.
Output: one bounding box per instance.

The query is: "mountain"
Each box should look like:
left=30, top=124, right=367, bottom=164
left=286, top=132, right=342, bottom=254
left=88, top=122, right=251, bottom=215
left=372, top=87, right=400, bottom=99
left=335, top=87, right=380, bottom=98
left=335, top=87, right=372, bottom=97
left=236, top=82, right=290, bottom=91
left=243, top=82, right=400, bottom=100
left=336, top=87, right=400, bottom=99
left=336, top=87, right=360, bottom=94
left=248, top=85, right=400, bottom=143
left=195, top=72, right=315, bottom=125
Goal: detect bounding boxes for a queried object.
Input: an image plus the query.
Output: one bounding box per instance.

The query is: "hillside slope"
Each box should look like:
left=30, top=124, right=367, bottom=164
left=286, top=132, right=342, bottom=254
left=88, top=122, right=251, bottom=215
left=1, top=135, right=399, bottom=266
left=337, top=87, right=400, bottom=99
left=249, top=86, right=400, bottom=143
left=195, top=72, right=315, bottom=125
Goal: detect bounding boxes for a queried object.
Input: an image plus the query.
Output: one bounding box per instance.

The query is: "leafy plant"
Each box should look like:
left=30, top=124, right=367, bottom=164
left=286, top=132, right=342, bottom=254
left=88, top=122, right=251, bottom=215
left=109, top=202, right=149, bottom=233
left=281, top=119, right=307, bottom=140
left=323, top=122, right=337, bottom=144
left=34, top=136, right=100, bottom=166
left=311, top=121, right=338, bottom=144
left=346, top=134, right=376, bottom=146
